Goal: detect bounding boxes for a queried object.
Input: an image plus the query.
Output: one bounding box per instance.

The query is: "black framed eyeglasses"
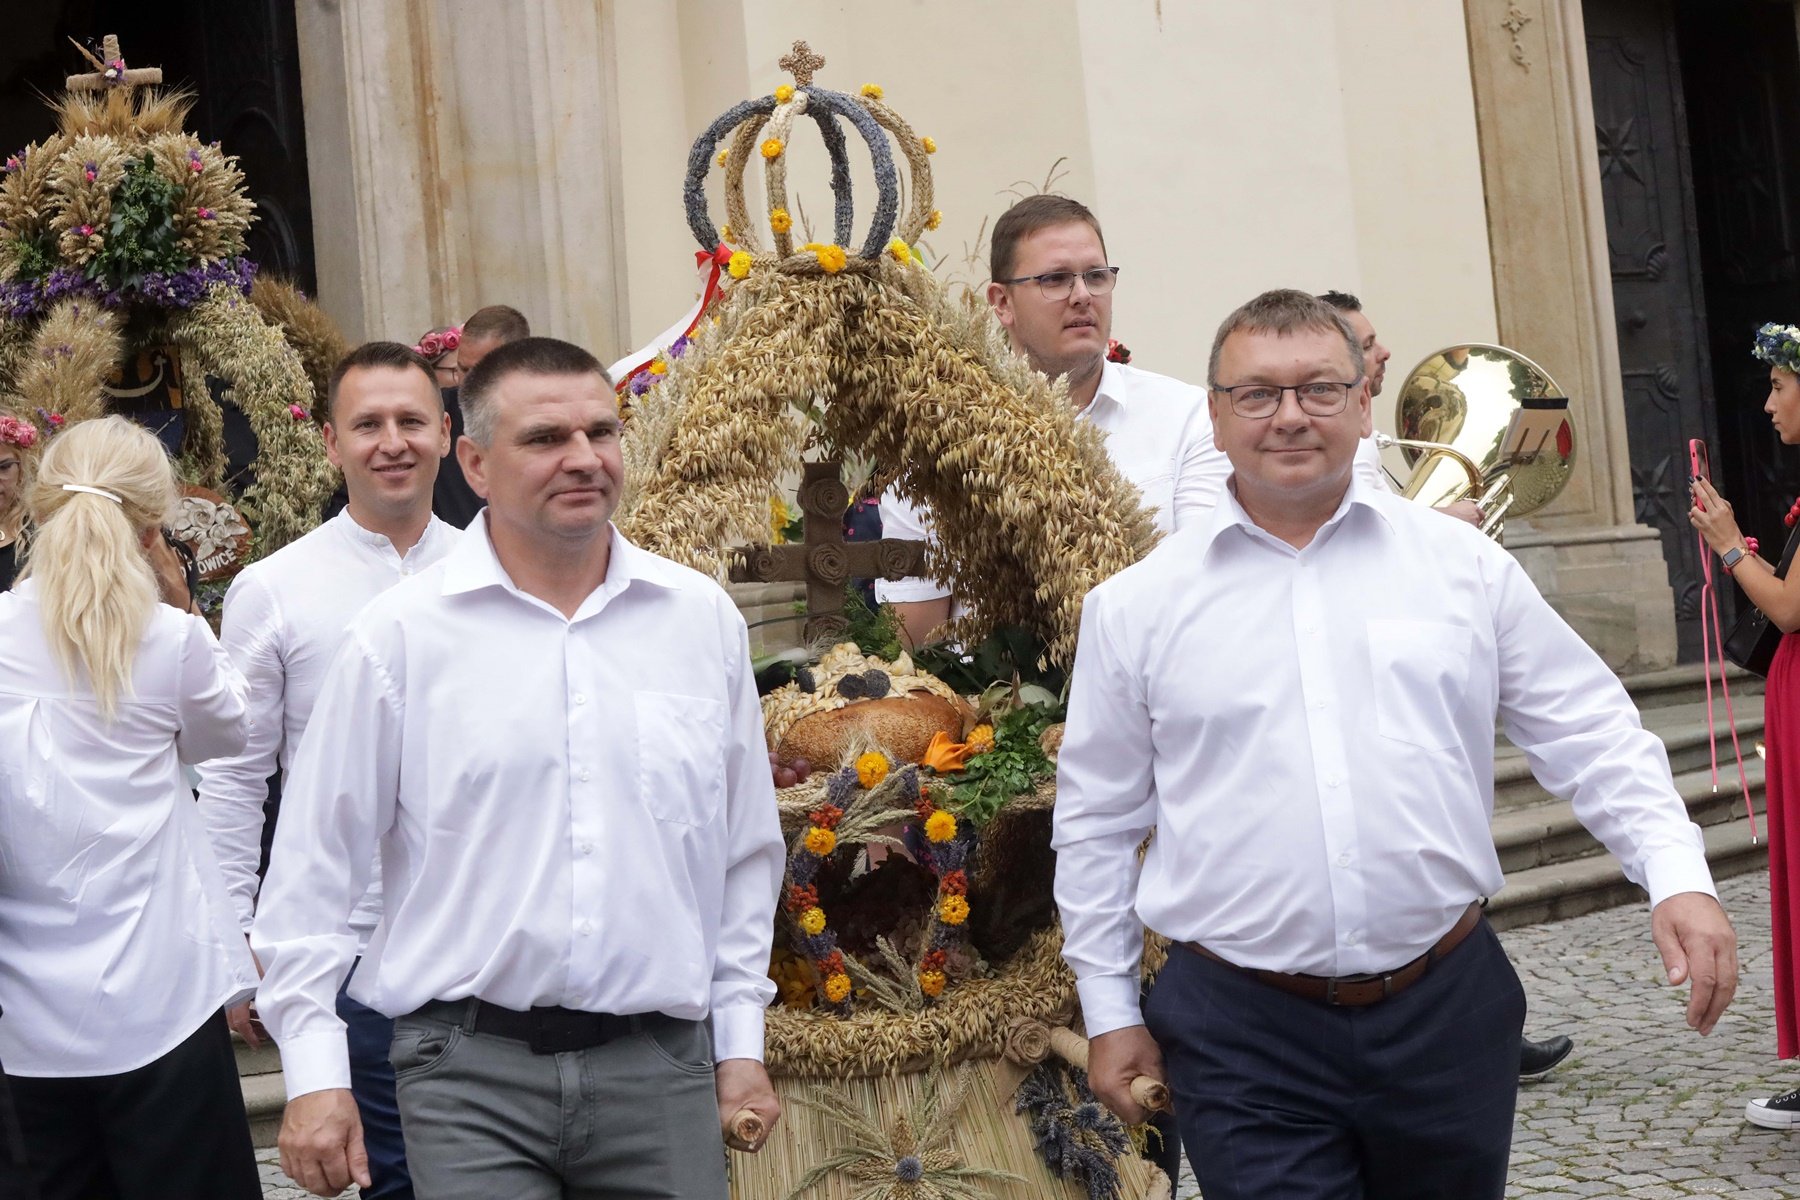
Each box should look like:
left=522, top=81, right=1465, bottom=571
left=996, top=266, right=1120, bottom=300
left=1209, top=380, right=1363, bottom=419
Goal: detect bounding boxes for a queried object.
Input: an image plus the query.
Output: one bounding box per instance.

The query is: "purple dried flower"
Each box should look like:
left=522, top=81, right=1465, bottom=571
left=669, top=335, right=690, bottom=359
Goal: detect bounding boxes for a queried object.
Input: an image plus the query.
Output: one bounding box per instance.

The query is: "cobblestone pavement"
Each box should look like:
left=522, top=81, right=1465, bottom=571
left=261, top=871, right=1798, bottom=1198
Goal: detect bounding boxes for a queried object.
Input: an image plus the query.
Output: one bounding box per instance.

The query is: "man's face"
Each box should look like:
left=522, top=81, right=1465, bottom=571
left=324, top=366, right=451, bottom=521
left=458, top=334, right=503, bottom=377
left=1341, top=308, right=1391, bottom=398
left=1209, top=326, right=1371, bottom=511
left=459, top=370, right=624, bottom=548
left=987, top=221, right=1112, bottom=379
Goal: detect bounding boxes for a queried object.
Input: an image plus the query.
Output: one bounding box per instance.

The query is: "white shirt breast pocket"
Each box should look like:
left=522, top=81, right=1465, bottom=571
left=1365, top=618, right=1473, bottom=752
left=633, top=692, right=727, bottom=826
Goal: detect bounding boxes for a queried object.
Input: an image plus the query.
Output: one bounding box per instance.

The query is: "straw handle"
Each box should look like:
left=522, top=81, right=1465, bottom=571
left=1046, top=1026, right=1171, bottom=1113
left=727, top=1107, right=765, bottom=1147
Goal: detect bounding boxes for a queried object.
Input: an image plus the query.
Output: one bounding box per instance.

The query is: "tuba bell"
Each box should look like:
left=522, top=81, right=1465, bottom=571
left=1374, top=343, right=1576, bottom=542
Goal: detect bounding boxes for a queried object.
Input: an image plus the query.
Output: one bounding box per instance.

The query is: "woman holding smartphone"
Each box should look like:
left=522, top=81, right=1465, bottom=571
left=1691, top=322, right=1800, bottom=1130
left=0, top=416, right=261, bottom=1199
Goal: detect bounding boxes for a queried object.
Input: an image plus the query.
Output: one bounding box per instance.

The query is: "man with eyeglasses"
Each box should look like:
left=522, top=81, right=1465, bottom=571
left=877, top=194, right=1229, bottom=649
left=1053, top=288, right=1736, bottom=1200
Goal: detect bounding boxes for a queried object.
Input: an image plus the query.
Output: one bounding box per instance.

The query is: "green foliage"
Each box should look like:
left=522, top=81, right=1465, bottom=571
left=11, top=232, right=55, bottom=280
left=842, top=585, right=904, bottom=661
left=88, top=154, right=183, bottom=290
left=946, top=700, right=1062, bottom=825
left=914, top=624, right=1067, bottom=699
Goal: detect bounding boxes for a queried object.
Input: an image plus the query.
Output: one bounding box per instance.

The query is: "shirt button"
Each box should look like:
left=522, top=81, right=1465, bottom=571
left=578, top=920, right=593, bottom=936
left=579, top=768, right=592, bottom=783
left=1324, top=774, right=1342, bottom=788
left=1346, top=929, right=1361, bottom=945
left=1336, top=851, right=1351, bottom=867
left=574, top=693, right=586, bottom=705
left=579, top=842, right=593, bottom=856
left=1310, top=697, right=1327, bottom=710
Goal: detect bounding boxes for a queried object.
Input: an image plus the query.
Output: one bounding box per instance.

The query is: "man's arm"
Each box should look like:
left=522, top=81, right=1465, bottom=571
left=196, top=573, right=287, bottom=935
left=1169, top=413, right=1231, bottom=530
left=252, top=630, right=402, bottom=1194
left=1487, top=549, right=1736, bottom=1032
left=1051, top=588, right=1164, bottom=1119
left=709, top=604, right=786, bottom=1149
left=874, top=487, right=955, bottom=647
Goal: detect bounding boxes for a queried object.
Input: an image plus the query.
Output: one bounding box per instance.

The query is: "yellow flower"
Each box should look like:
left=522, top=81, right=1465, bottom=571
left=926, top=209, right=943, bottom=230
left=798, top=906, right=827, bottom=936
left=806, top=243, right=847, bottom=274
left=861, top=82, right=883, bottom=99
left=855, top=751, right=890, bottom=789
left=716, top=149, right=729, bottom=167
left=924, top=810, right=957, bottom=843
left=804, top=826, right=837, bottom=856
left=939, top=894, right=971, bottom=925
left=775, top=84, right=795, bottom=103
left=647, top=358, right=667, bottom=376
left=720, top=223, right=732, bottom=241
left=769, top=495, right=793, bottom=543
left=824, top=972, right=852, bottom=1003
left=966, top=724, right=994, bottom=755
left=728, top=250, right=752, bottom=279
left=921, top=135, right=937, bottom=153
left=887, top=238, right=912, bottom=265
left=761, top=137, right=784, bottom=159
left=919, top=969, right=946, bottom=997
left=770, top=208, right=792, bottom=234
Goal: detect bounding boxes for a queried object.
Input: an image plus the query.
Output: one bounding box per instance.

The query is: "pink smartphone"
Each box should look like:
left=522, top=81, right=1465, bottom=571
left=1690, top=439, right=1710, bottom=507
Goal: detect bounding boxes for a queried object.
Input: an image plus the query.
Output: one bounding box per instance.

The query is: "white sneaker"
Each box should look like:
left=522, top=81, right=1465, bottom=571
left=1746, top=1087, right=1800, bottom=1129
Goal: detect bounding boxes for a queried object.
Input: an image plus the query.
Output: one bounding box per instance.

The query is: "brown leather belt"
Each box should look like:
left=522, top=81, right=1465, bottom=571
left=1181, top=901, right=1484, bottom=1007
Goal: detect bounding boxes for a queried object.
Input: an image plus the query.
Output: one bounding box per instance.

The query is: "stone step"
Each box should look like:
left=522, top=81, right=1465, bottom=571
left=1492, top=757, right=1763, bottom=874
left=1494, top=695, right=1765, bottom=812
left=1487, top=812, right=1769, bottom=931
left=1619, top=662, right=1762, bottom=710
left=235, top=1039, right=283, bottom=1149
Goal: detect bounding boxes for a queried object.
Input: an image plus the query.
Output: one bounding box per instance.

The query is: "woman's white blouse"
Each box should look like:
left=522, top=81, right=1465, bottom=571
left=0, top=578, right=256, bottom=1076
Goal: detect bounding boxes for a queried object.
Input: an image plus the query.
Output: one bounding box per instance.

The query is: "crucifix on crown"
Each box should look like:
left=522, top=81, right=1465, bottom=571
left=730, top=461, right=928, bottom=644
left=66, top=35, right=163, bottom=94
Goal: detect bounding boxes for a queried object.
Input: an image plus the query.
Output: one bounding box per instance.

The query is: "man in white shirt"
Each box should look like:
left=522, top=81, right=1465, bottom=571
left=878, top=194, right=1229, bottom=646
left=1053, top=289, right=1738, bottom=1200
left=198, top=341, right=459, bottom=1200
left=253, top=337, right=785, bottom=1199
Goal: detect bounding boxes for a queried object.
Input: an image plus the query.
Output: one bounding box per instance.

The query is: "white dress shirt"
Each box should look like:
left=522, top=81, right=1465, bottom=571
left=1053, top=479, right=1715, bottom=1037
left=0, top=580, right=256, bottom=1076
left=875, top=358, right=1390, bottom=603
left=197, top=510, right=460, bottom=951
left=252, top=516, right=786, bottom=1100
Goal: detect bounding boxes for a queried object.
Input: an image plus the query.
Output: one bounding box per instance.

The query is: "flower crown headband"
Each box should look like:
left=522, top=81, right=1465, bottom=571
left=0, top=414, right=37, bottom=450
left=1753, top=322, right=1800, bottom=374
left=412, top=325, right=461, bottom=362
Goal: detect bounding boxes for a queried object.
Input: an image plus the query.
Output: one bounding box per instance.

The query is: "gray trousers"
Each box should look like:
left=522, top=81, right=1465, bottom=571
left=389, top=1005, right=728, bottom=1200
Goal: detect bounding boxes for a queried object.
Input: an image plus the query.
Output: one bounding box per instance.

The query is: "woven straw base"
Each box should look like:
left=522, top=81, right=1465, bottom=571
left=728, top=1055, right=1171, bottom=1200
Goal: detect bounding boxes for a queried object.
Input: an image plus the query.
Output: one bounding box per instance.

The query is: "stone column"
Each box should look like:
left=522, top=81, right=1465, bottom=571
left=1463, top=0, right=1677, bottom=671
left=293, top=0, right=629, bottom=356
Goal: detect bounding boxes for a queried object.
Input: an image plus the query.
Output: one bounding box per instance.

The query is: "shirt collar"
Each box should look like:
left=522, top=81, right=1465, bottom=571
left=1086, top=358, right=1129, bottom=418
left=441, top=513, right=687, bottom=602
left=334, top=507, right=446, bottom=557
left=1190, top=471, right=1394, bottom=560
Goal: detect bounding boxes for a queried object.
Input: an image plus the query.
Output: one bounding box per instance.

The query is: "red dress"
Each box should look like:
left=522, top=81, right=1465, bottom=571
left=1768, top=632, right=1800, bottom=1057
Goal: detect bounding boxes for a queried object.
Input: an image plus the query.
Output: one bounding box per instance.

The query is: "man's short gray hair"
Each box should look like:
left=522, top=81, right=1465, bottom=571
left=1207, top=289, right=1365, bottom=386
left=459, top=337, right=611, bottom=445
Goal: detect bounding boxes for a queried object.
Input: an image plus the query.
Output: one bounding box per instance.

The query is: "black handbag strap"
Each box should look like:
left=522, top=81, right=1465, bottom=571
left=1775, top=520, right=1800, bottom=580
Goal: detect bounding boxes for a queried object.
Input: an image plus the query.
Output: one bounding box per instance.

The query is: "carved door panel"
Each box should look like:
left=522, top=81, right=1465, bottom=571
left=1585, top=0, right=1717, bottom=662
left=1675, top=0, right=1800, bottom=585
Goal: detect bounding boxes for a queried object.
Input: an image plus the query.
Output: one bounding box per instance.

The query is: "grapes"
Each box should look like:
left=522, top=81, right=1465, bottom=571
left=791, top=757, right=812, bottom=783
left=767, top=751, right=813, bottom=788
left=774, top=766, right=798, bottom=788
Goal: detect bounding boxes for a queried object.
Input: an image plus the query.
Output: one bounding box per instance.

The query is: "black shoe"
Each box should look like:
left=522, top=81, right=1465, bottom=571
left=1519, top=1033, right=1573, bottom=1079
left=1747, top=1086, right=1800, bottom=1129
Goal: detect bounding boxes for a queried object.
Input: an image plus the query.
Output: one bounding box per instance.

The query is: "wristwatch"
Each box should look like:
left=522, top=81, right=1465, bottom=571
left=1722, top=545, right=1748, bottom=572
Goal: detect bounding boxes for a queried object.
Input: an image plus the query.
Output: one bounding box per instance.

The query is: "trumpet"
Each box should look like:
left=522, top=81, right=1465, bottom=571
left=1380, top=343, right=1576, bottom=542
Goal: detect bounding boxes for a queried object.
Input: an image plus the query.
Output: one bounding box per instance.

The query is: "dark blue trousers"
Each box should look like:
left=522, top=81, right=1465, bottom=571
left=339, top=967, right=414, bottom=1200
left=1145, top=921, right=1526, bottom=1200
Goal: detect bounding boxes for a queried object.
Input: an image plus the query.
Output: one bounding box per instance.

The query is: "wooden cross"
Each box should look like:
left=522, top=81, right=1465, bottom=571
left=67, top=35, right=163, bottom=94
left=731, top=461, right=927, bottom=643
left=780, top=40, right=827, bottom=88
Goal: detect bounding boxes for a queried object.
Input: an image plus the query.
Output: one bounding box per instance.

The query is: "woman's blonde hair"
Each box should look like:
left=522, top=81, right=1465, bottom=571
left=23, top=416, right=178, bottom=718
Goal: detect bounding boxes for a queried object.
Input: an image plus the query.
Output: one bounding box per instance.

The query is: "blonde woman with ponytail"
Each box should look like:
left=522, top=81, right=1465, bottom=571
left=0, top=416, right=262, bottom=1199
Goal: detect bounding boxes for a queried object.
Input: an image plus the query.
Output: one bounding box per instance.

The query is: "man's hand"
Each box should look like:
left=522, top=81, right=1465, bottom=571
left=145, top=531, right=193, bottom=611
left=225, top=1001, right=266, bottom=1048
left=1435, top=499, right=1484, bottom=527
left=1087, top=1025, right=1168, bottom=1126
left=278, top=1089, right=369, bottom=1197
left=1651, top=891, right=1738, bottom=1035
left=716, top=1057, right=781, bottom=1153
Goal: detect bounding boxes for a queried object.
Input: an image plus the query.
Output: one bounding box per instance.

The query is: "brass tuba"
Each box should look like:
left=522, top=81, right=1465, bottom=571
left=1375, top=343, right=1576, bottom=542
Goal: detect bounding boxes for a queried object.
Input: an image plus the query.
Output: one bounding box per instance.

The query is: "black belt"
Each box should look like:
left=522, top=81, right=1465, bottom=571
left=413, top=998, right=670, bottom=1055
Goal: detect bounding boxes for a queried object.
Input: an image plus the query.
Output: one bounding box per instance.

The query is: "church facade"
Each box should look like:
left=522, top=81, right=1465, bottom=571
left=9, top=0, right=1800, bottom=672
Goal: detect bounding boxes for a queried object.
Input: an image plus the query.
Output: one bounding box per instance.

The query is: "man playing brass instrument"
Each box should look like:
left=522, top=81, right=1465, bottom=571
left=1054, top=289, right=1736, bottom=1200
